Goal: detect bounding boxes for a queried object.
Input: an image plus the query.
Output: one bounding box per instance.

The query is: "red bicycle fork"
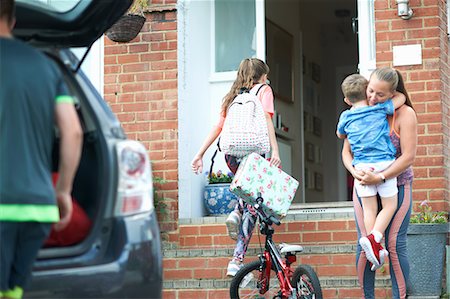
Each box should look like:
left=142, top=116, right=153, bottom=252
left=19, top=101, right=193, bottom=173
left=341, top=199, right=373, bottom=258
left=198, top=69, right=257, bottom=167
left=259, top=250, right=297, bottom=298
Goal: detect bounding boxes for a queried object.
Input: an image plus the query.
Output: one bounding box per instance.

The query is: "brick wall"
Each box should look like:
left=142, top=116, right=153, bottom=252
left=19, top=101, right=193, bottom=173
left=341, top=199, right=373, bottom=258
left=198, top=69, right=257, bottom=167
left=103, top=1, right=178, bottom=233
left=374, top=0, right=450, bottom=212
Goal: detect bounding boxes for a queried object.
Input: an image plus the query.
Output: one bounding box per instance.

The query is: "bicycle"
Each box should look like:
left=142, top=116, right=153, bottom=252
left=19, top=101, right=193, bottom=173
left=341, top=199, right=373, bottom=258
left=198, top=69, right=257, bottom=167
left=229, top=196, right=323, bottom=299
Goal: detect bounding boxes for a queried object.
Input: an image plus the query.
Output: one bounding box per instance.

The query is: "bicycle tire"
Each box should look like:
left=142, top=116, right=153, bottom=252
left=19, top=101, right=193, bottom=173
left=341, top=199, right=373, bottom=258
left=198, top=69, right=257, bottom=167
left=230, top=260, right=283, bottom=299
left=291, top=264, right=323, bottom=299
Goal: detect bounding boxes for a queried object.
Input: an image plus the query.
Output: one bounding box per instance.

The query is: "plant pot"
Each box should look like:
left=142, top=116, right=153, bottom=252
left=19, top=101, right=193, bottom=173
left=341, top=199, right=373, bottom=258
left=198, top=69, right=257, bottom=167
left=105, top=14, right=145, bottom=43
left=406, top=223, right=448, bottom=297
left=204, top=183, right=238, bottom=215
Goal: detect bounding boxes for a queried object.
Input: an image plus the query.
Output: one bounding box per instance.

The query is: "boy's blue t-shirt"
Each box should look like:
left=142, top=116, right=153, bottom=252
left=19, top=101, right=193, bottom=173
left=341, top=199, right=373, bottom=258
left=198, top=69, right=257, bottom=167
left=337, top=100, right=396, bottom=165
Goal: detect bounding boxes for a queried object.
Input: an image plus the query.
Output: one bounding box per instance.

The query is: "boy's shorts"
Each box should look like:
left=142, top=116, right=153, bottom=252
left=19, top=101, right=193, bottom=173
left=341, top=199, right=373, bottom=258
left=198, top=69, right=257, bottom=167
left=354, top=160, right=398, bottom=198
left=0, top=221, right=51, bottom=291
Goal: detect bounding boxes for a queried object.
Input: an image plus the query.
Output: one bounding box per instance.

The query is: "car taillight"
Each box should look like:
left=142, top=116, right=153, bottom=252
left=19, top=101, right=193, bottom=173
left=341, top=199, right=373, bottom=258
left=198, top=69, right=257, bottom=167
left=115, top=140, right=154, bottom=216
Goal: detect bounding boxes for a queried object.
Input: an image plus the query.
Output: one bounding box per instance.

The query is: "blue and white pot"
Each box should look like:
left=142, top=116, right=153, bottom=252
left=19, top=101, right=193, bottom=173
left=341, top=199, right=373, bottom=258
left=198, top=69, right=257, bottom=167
left=204, top=183, right=238, bottom=215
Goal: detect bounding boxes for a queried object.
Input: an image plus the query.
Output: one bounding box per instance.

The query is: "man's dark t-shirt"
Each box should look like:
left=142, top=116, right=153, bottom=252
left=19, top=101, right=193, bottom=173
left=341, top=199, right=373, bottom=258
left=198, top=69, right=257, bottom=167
left=0, top=38, right=72, bottom=222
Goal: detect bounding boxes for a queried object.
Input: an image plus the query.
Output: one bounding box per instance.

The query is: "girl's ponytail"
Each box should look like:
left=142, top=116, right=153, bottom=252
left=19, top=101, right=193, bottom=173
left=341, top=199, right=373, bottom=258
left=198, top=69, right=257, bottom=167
left=221, top=58, right=269, bottom=116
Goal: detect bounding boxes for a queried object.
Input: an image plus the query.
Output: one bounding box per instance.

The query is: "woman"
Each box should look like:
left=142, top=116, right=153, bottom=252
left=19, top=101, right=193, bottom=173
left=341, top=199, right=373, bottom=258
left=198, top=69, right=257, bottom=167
left=342, top=67, right=417, bottom=299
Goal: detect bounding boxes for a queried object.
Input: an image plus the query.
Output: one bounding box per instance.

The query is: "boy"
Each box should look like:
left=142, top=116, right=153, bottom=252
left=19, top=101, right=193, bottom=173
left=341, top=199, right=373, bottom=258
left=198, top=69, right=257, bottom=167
left=336, top=74, right=405, bottom=270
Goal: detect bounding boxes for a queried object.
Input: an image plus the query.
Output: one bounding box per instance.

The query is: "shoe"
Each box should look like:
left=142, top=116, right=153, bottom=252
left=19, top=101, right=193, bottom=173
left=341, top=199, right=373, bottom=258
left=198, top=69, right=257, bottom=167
left=226, top=260, right=243, bottom=277
left=226, top=210, right=241, bottom=240
left=371, top=249, right=389, bottom=271
left=359, top=234, right=383, bottom=267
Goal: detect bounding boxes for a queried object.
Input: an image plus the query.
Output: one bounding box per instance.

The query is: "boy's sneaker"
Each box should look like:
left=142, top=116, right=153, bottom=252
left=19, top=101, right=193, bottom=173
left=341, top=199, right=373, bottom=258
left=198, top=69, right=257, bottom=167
left=370, top=249, right=389, bottom=271
left=226, top=260, right=243, bottom=277
left=225, top=210, right=241, bottom=240
left=359, top=234, right=383, bottom=267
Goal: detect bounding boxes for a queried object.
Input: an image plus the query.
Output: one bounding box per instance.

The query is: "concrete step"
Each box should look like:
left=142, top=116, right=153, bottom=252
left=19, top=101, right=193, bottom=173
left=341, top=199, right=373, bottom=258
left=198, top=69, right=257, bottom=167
left=163, top=243, right=357, bottom=258
left=163, top=276, right=392, bottom=289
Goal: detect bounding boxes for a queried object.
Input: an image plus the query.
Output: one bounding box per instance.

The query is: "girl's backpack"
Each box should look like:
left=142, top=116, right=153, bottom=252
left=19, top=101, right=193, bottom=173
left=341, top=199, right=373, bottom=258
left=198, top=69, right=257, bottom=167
left=219, top=84, right=270, bottom=157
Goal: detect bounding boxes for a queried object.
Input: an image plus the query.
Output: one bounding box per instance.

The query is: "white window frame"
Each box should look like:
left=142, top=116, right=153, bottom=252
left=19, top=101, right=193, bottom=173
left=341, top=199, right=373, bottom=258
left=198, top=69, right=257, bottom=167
left=209, top=0, right=266, bottom=82
left=357, top=0, right=376, bottom=79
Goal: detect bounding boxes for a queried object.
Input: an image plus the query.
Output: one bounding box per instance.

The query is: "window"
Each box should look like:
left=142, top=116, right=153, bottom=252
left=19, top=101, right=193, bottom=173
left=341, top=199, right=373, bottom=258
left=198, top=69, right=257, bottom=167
left=214, top=0, right=256, bottom=72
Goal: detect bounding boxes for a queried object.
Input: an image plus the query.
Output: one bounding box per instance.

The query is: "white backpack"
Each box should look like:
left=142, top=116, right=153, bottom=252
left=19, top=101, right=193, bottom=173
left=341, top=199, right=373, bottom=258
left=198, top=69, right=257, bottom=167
left=219, top=84, right=270, bottom=157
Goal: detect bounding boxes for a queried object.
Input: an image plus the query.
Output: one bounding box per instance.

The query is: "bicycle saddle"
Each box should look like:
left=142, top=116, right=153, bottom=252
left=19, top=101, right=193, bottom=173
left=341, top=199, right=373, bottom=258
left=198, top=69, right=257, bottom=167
left=279, top=243, right=303, bottom=254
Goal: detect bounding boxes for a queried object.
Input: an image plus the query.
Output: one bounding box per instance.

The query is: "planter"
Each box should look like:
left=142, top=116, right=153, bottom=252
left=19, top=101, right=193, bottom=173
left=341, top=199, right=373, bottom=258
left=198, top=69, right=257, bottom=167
left=406, top=223, right=448, bottom=297
left=204, top=183, right=238, bottom=215
left=105, top=14, right=145, bottom=43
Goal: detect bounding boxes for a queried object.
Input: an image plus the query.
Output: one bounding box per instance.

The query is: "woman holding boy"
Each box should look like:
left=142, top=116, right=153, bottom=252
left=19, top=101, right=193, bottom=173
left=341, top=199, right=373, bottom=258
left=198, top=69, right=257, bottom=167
left=342, top=67, right=417, bottom=299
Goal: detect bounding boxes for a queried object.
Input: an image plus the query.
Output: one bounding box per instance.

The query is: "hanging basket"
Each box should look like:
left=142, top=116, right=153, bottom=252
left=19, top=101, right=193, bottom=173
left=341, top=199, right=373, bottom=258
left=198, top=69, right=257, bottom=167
left=106, top=14, right=146, bottom=43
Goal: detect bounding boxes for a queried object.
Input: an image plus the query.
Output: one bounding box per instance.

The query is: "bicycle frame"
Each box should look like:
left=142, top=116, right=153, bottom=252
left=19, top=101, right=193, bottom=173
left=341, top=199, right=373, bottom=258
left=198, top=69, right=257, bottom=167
left=256, top=208, right=297, bottom=298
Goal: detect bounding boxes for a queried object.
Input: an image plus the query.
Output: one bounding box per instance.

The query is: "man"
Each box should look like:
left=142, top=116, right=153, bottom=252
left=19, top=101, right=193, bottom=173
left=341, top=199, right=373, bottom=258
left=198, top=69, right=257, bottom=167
left=0, top=1, right=83, bottom=298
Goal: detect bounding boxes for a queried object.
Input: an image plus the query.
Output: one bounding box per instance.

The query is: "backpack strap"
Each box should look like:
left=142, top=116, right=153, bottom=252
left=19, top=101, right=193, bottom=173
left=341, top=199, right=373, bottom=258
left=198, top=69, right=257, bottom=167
left=249, top=83, right=267, bottom=96
left=209, top=139, right=221, bottom=180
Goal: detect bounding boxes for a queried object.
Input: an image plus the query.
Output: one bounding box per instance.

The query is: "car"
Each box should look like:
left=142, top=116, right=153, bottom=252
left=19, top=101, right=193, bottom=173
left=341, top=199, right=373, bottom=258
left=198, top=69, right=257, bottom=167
left=12, top=0, right=163, bottom=298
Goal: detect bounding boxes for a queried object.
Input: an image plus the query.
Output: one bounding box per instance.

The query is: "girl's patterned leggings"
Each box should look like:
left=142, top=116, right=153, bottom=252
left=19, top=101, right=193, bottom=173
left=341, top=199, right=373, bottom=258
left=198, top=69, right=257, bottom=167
left=225, top=154, right=257, bottom=262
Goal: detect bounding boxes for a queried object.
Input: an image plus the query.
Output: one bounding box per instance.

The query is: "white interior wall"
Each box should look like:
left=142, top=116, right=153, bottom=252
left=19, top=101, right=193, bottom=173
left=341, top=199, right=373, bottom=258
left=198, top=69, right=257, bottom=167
left=265, top=0, right=303, bottom=202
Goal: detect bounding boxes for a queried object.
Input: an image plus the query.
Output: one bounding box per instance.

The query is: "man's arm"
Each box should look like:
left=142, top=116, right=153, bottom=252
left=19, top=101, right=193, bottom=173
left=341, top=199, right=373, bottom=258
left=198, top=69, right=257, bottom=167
left=54, top=103, right=83, bottom=230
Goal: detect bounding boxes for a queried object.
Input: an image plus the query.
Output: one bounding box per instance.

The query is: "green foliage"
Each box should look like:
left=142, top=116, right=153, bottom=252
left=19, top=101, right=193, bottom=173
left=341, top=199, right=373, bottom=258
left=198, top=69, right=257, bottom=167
left=410, top=200, right=448, bottom=224
left=153, top=176, right=168, bottom=216
left=206, top=170, right=234, bottom=184
left=128, top=0, right=148, bottom=15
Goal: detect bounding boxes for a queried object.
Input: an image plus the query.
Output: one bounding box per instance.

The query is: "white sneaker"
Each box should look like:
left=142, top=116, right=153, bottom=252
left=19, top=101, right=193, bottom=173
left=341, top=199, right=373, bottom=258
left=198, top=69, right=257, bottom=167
left=225, top=211, right=241, bottom=240
left=371, top=249, right=389, bottom=271
left=226, top=260, right=243, bottom=277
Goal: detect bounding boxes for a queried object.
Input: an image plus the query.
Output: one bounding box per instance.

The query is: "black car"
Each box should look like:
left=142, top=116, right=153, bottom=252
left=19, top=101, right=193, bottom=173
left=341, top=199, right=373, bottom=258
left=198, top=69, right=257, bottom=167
left=13, top=1, right=163, bottom=298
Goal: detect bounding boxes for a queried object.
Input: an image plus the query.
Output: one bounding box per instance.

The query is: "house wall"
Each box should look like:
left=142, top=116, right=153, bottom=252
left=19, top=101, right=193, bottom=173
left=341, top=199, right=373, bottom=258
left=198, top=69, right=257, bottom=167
left=102, top=0, right=450, bottom=297
left=103, top=1, right=179, bottom=233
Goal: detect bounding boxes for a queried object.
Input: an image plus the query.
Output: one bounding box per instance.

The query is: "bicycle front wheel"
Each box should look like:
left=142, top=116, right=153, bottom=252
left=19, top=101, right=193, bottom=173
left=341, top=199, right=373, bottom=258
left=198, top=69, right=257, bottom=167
left=291, top=264, right=323, bottom=299
left=230, top=260, right=283, bottom=299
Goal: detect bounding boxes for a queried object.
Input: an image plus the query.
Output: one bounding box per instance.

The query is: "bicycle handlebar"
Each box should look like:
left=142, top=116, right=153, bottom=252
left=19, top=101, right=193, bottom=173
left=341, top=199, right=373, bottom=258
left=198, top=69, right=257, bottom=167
left=254, top=195, right=281, bottom=226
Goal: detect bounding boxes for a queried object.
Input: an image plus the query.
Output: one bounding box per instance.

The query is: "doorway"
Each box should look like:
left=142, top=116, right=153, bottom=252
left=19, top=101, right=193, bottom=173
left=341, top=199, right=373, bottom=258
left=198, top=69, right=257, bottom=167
left=265, top=0, right=358, bottom=204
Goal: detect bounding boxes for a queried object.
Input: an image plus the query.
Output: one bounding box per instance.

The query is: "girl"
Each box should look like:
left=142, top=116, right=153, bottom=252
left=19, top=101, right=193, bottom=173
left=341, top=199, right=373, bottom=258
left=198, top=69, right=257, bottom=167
left=191, top=58, right=281, bottom=276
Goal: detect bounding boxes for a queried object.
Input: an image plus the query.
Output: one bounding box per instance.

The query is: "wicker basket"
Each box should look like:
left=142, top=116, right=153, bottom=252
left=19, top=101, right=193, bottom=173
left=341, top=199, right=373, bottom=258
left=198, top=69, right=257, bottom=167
left=106, top=14, right=146, bottom=43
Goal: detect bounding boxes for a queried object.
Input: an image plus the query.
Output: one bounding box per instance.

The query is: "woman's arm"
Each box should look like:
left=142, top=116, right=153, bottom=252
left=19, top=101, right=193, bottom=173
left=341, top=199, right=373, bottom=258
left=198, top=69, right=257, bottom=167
left=266, top=112, right=281, bottom=167
left=360, top=105, right=417, bottom=185
left=191, top=125, right=222, bottom=174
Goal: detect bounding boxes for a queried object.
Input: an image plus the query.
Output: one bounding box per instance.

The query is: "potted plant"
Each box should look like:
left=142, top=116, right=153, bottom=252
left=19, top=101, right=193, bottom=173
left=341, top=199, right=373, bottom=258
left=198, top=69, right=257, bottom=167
left=203, top=170, right=238, bottom=215
left=407, top=200, right=449, bottom=297
left=105, top=0, right=148, bottom=43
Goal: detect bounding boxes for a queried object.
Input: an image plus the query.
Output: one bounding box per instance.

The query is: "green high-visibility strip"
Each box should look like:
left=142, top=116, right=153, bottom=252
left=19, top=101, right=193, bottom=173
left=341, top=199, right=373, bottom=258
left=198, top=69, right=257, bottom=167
left=0, top=204, right=59, bottom=222
left=2, top=286, right=23, bottom=299
left=56, top=95, right=74, bottom=104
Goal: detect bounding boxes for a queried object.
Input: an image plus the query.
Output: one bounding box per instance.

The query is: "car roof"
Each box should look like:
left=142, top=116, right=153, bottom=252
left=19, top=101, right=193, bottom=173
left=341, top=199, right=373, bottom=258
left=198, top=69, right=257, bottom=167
left=13, top=0, right=132, bottom=48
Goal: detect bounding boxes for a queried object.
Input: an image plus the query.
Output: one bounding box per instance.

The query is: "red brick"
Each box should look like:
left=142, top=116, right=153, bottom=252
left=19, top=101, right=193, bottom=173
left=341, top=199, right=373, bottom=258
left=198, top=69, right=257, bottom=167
left=333, top=231, right=357, bottom=242
left=129, top=44, right=149, bottom=53
left=163, top=258, right=177, bottom=269
left=163, top=269, right=192, bottom=279
left=193, top=268, right=222, bottom=279
left=117, top=54, right=140, bottom=64
left=179, top=226, right=200, bottom=236
left=318, top=220, right=348, bottom=230
left=123, top=63, right=150, bottom=73
left=303, top=232, right=332, bottom=243
left=178, top=258, right=207, bottom=269
left=413, top=178, right=445, bottom=189
left=152, top=21, right=177, bottom=31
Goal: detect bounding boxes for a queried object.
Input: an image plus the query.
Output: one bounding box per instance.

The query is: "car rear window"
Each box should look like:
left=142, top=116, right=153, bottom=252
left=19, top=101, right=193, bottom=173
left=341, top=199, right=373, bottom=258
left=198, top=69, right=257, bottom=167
left=17, top=0, right=82, bottom=13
